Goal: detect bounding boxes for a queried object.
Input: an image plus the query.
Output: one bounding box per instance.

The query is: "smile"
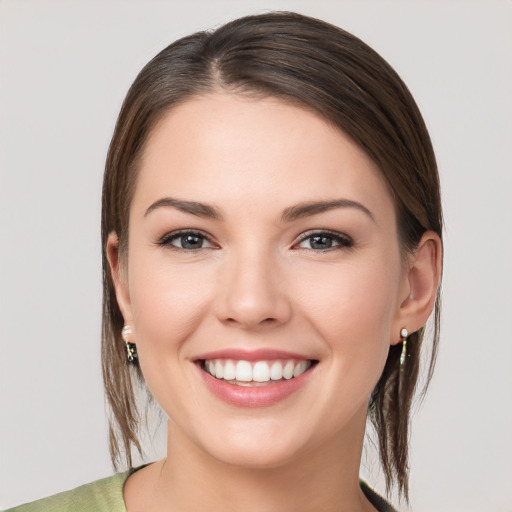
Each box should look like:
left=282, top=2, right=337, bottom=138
left=202, top=359, right=313, bottom=386
left=195, top=350, right=318, bottom=407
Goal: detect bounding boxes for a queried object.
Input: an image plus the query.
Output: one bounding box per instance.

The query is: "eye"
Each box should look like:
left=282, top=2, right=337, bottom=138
left=295, top=230, right=353, bottom=251
left=157, top=230, right=216, bottom=251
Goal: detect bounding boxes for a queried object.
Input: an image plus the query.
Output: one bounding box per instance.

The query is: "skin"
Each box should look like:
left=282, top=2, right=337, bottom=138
left=107, top=93, right=441, bottom=512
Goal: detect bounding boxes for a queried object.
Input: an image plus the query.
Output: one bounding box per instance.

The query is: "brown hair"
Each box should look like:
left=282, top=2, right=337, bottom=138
left=101, top=11, right=442, bottom=501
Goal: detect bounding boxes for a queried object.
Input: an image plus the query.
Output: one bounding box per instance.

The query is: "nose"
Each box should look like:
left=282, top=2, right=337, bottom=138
left=214, top=248, right=292, bottom=330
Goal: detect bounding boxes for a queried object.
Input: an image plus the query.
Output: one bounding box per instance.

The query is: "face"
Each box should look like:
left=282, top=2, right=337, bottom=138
left=113, top=93, right=410, bottom=468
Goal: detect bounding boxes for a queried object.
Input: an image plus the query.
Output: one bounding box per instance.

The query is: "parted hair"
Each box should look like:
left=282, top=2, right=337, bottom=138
left=101, top=11, right=442, bottom=501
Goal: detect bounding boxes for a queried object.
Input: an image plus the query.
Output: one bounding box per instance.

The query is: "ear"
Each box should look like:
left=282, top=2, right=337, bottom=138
left=106, top=232, right=133, bottom=326
left=392, top=231, right=442, bottom=344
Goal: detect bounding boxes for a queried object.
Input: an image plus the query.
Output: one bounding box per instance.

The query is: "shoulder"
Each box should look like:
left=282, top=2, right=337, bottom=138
left=3, top=470, right=133, bottom=512
left=360, top=480, right=398, bottom=512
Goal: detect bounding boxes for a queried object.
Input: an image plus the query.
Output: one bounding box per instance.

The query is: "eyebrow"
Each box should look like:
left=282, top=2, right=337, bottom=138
left=144, top=197, right=223, bottom=219
left=144, top=197, right=374, bottom=223
left=281, top=199, right=375, bottom=223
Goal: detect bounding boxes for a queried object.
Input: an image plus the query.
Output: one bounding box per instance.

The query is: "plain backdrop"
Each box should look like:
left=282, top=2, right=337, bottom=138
left=1, top=1, right=511, bottom=510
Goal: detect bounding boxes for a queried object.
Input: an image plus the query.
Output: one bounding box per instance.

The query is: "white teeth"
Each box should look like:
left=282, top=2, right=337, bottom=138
left=283, top=361, right=294, bottom=380
left=270, top=361, right=283, bottom=380
left=235, top=360, right=253, bottom=382
left=215, top=360, right=224, bottom=379
left=253, top=361, right=270, bottom=382
left=293, top=360, right=309, bottom=377
left=223, top=360, right=236, bottom=380
left=204, top=358, right=312, bottom=383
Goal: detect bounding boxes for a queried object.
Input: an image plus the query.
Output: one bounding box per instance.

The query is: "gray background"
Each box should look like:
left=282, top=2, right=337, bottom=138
left=1, top=1, right=511, bottom=510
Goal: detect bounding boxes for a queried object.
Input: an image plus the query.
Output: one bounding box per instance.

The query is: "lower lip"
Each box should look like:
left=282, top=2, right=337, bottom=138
left=197, top=364, right=315, bottom=408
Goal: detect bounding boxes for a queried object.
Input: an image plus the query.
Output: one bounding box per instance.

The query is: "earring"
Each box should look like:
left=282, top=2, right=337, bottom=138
left=399, top=327, right=408, bottom=366
left=122, top=325, right=138, bottom=363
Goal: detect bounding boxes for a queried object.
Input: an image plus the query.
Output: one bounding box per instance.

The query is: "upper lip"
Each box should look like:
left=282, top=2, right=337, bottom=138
left=194, top=348, right=314, bottom=361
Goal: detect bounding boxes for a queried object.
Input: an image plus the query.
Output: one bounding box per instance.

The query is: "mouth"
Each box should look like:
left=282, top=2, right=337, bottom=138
left=194, top=349, right=318, bottom=407
left=198, top=358, right=317, bottom=387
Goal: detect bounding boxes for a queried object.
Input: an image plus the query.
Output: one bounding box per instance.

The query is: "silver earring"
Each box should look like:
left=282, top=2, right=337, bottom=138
left=399, top=327, right=408, bottom=366
left=122, top=325, right=137, bottom=363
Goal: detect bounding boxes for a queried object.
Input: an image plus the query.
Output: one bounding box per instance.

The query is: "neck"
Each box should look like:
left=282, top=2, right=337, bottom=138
left=125, top=406, right=377, bottom=512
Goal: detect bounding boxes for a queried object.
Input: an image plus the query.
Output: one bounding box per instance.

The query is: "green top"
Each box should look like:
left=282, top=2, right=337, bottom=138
left=4, top=469, right=134, bottom=512
left=4, top=469, right=397, bottom=512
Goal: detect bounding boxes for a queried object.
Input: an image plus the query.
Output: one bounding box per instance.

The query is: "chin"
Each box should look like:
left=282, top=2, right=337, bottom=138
left=188, top=415, right=316, bottom=470
left=207, top=441, right=303, bottom=470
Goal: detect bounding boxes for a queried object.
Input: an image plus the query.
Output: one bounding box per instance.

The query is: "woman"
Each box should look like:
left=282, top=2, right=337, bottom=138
left=7, top=11, right=442, bottom=512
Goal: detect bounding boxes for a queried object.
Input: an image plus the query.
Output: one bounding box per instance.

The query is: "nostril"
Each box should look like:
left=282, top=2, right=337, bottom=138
left=224, top=316, right=276, bottom=325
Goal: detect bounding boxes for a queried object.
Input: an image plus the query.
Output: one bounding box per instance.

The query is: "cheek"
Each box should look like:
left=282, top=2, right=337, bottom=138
left=291, top=260, right=401, bottom=429
left=125, top=256, right=218, bottom=419
left=294, top=256, right=401, bottom=364
left=129, top=260, right=214, bottom=350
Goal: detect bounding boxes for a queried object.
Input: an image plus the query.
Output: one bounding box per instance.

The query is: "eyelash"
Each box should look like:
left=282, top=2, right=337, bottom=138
left=156, top=229, right=353, bottom=252
left=294, top=230, right=354, bottom=252
left=156, top=230, right=217, bottom=251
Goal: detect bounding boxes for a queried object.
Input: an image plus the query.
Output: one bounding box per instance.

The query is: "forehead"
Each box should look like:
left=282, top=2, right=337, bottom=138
left=132, top=93, right=394, bottom=223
